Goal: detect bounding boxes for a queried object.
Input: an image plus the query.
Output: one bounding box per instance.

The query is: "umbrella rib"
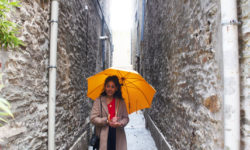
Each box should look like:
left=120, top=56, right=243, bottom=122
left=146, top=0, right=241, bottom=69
left=124, top=77, right=147, bottom=83
left=123, top=78, right=148, bottom=87
left=125, top=77, right=145, bottom=81
left=124, top=71, right=132, bottom=79
left=117, top=70, right=123, bottom=79
left=125, top=79, right=142, bottom=86
left=123, top=80, right=151, bottom=107
left=122, top=85, right=143, bottom=88
left=117, top=70, right=132, bottom=86
left=116, top=70, right=135, bottom=81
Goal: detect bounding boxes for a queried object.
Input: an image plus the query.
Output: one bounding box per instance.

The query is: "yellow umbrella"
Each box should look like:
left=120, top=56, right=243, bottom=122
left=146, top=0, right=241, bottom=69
left=87, top=67, right=156, bottom=114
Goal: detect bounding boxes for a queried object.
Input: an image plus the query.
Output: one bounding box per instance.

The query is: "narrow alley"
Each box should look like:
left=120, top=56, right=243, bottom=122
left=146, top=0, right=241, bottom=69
left=0, top=0, right=249, bottom=150
left=125, top=111, right=157, bottom=150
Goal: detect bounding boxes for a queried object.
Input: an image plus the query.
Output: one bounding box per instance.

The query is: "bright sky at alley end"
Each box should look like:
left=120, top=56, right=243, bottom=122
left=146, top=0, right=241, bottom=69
left=110, top=0, right=132, bottom=31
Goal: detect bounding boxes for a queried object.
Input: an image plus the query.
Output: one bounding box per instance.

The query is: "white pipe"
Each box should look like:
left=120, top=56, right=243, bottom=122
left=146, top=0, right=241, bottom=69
left=48, top=1, right=59, bottom=150
left=220, top=0, right=240, bottom=150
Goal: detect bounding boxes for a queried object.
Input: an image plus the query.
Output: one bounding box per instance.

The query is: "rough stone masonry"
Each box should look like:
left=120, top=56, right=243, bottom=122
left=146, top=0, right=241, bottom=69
left=141, top=0, right=250, bottom=150
left=0, top=0, right=111, bottom=149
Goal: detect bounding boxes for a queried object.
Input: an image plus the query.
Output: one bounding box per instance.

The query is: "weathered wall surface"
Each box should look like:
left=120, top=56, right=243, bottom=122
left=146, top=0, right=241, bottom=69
left=0, top=0, right=111, bottom=149
left=238, top=0, right=250, bottom=149
left=141, top=0, right=224, bottom=149
left=0, top=1, right=51, bottom=149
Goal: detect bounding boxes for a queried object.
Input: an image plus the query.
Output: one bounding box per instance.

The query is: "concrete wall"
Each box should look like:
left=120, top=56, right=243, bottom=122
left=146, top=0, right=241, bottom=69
left=0, top=0, right=111, bottom=149
left=141, top=0, right=224, bottom=149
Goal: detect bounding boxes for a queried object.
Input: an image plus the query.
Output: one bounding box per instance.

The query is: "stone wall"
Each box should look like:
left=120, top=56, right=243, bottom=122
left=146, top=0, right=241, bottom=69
left=141, top=0, right=224, bottom=149
left=238, top=0, right=250, bottom=149
left=0, top=0, right=111, bottom=149
left=131, top=0, right=143, bottom=72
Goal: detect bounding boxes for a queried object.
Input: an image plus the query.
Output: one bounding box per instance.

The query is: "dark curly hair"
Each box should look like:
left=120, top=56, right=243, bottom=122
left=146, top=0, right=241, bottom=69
left=100, top=75, right=123, bottom=99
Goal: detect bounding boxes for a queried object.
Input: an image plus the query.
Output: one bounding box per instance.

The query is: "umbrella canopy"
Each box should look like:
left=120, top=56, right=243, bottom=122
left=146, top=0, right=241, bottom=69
left=87, top=67, right=156, bottom=114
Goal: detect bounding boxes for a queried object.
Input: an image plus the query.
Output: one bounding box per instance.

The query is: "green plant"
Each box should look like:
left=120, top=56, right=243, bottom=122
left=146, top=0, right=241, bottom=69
left=0, top=0, right=24, bottom=50
left=0, top=97, right=13, bottom=126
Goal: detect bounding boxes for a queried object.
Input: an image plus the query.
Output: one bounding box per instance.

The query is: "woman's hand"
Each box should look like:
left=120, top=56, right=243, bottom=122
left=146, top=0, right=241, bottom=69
left=108, top=117, right=122, bottom=128
left=111, top=116, right=119, bottom=122
left=109, top=121, right=122, bottom=128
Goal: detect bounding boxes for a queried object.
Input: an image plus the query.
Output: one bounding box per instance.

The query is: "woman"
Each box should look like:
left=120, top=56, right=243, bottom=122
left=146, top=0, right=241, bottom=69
left=90, top=75, right=129, bottom=150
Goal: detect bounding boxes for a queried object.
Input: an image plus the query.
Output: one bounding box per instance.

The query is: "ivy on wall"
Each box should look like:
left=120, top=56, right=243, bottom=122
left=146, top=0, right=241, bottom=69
left=0, top=98, right=13, bottom=126
left=0, top=0, right=24, bottom=50
left=0, top=0, right=21, bottom=126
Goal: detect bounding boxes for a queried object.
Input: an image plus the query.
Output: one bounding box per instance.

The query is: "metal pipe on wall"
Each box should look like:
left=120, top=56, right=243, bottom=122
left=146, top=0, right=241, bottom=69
left=220, top=0, right=240, bottom=149
left=101, top=17, right=105, bottom=70
left=48, top=0, right=59, bottom=150
left=141, top=0, right=145, bottom=41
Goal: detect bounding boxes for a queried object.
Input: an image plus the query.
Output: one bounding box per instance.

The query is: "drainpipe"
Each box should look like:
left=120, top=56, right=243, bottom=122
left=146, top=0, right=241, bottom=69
left=141, top=0, right=145, bottom=41
left=85, top=5, right=89, bottom=70
left=101, top=17, right=105, bottom=70
left=220, top=0, right=240, bottom=149
left=48, top=1, right=59, bottom=150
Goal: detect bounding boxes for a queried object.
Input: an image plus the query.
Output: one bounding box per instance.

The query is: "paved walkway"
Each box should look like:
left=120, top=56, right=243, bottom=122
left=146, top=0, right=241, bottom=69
left=88, top=111, right=157, bottom=150
left=125, top=111, right=157, bottom=150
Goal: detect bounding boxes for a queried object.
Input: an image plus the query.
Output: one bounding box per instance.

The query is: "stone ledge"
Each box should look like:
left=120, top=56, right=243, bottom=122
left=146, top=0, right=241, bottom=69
left=144, top=113, right=172, bottom=150
left=0, top=124, right=26, bottom=139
